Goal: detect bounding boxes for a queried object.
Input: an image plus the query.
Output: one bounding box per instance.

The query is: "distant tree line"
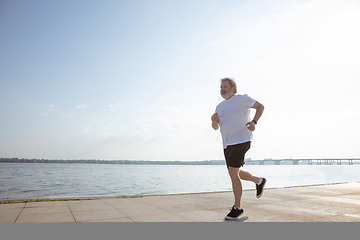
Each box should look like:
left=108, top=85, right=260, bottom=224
left=0, top=158, right=226, bottom=165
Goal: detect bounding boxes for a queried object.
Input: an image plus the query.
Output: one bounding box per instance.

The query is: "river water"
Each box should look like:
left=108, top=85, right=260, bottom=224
left=1, top=163, right=359, bottom=200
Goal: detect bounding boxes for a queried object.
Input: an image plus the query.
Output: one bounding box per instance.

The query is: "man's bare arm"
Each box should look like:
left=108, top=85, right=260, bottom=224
left=246, top=101, right=264, bottom=131
left=251, top=101, right=264, bottom=123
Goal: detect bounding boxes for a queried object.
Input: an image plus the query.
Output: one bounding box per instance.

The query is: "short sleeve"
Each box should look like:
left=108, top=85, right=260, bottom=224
left=242, top=94, right=257, bottom=107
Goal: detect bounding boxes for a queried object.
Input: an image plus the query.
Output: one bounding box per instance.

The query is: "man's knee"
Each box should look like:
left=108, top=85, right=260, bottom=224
left=228, top=167, right=240, bottom=179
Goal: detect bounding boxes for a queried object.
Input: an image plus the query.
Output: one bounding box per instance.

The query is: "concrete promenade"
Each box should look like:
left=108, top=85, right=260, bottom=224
left=1, top=182, right=360, bottom=222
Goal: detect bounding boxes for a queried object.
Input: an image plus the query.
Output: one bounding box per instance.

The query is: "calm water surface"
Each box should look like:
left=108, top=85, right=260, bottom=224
left=0, top=163, right=359, bottom=200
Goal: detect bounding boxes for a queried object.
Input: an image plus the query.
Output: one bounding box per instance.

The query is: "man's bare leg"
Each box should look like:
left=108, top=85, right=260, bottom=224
left=240, top=169, right=267, bottom=198
left=228, top=167, right=266, bottom=208
left=228, top=167, right=242, bottom=207
left=239, top=169, right=260, bottom=184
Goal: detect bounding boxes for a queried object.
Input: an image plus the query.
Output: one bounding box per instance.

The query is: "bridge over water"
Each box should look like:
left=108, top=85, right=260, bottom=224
left=244, top=158, right=360, bottom=165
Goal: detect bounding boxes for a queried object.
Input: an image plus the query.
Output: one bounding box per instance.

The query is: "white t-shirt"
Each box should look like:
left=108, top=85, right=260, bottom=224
left=215, top=94, right=257, bottom=149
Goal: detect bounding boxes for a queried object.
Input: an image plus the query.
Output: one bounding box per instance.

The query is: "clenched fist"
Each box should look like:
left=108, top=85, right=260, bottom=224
left=211, top=113, right=219, bottom=130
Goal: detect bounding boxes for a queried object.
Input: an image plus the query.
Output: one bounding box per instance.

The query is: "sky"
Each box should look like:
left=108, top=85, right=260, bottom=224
left=1, top=0, right=360, bottom=161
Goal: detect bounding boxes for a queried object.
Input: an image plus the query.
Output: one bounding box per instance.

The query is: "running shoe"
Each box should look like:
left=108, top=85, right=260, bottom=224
left=225, top=206, right=244, bottom=220
left=256, top=177, right=267, bottom=198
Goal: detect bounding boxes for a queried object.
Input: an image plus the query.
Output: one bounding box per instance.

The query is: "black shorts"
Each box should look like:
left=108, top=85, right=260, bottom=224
left=224, top=141, right=251, bottom=168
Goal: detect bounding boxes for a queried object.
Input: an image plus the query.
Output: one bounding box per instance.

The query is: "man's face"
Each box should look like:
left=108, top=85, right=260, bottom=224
left=220, top=81, right=235, bottom=100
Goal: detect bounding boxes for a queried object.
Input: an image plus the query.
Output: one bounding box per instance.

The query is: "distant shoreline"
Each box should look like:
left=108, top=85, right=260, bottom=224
left=0, top=158, right=226, bottom=165
left=1, top=158, right=359, bottom=165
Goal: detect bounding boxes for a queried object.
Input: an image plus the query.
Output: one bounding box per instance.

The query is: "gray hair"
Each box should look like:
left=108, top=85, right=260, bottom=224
left=220, top=78, right=237, bottom=93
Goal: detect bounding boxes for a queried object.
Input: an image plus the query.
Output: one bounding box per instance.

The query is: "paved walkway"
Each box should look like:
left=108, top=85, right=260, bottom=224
left=1, top=182, right=360, bottom=222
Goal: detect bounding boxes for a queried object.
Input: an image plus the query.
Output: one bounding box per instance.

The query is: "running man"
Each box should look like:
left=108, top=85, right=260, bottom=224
left=211, top=78, right=266, bottom=220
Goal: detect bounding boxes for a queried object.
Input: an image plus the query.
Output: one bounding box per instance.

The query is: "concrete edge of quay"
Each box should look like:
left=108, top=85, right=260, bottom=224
left=1, top=181, right=359, bottom=204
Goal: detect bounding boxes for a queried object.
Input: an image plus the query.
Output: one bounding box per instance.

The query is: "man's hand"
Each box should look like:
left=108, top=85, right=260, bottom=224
left=246, top=122, right=256, bottom=131
left=211, top=113, right=219, bottom=130
left=211, top=113, right=219, bottom=123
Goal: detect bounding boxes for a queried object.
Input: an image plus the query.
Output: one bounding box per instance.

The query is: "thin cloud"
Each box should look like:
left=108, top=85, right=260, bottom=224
left=60, top=113, right=76, bottom=117
left=76, top=104, right=87, bottom=109
left=107, top=101, right=139, bottom=112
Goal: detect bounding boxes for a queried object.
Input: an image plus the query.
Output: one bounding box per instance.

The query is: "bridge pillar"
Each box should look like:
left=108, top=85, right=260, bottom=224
left=292, top=160, right=299, bottom=165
